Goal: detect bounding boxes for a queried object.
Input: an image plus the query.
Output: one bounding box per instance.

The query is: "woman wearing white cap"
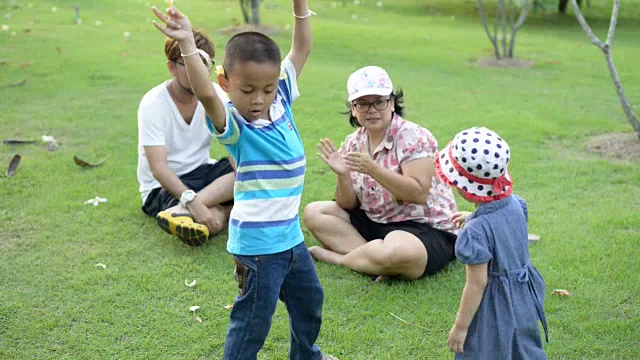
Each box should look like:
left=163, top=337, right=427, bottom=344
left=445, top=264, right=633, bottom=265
left=304, top=66, right=459, bottom=280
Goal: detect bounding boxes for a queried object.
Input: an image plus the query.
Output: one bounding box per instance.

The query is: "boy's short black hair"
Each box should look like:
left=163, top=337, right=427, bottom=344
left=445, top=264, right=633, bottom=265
left=344, top=89, right=406, bottom=128
left=224, top=31, right=281, bottom=74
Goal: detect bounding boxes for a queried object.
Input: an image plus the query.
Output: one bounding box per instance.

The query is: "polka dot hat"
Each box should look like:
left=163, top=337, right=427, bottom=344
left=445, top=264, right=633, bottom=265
left=435, top=127, right=513, bottom=202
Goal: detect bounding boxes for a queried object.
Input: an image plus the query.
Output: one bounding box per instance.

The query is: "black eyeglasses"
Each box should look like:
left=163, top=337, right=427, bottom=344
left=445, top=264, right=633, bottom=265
left=352, top=98, right=391, bottom=113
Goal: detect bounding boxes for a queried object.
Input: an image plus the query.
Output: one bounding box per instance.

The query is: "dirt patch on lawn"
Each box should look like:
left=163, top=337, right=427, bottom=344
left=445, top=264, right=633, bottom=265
left=473, top=58, right=534, bottom=68
left=587, top=132, right=640, bottom=161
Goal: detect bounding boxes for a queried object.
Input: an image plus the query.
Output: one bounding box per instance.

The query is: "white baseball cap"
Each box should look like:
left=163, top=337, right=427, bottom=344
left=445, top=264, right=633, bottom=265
left=347, top=66, right=394, bottom=102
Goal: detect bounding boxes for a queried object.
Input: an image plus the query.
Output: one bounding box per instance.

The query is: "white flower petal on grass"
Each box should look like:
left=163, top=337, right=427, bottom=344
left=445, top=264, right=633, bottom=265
left=351, top=14, right=357, bottom=20
left=85, top=196, right=107, bottom=206
left=1, top=24, right=8, bottom=31
left=42, top=135, right=56, bottom=143
left=331, top=2, right=337, bottom=8
left=195, top=317, right=202, bottom=323
left=189, top=306, right=200, bottom=312
left=51, top=6, right=57, bottom=12
left=123, top=32, right=130, bottom=38
left=95, top=20, right=102, bottom=26
left=95, top=263, right=107, bottom=269
left=376, top=1, right=383, bottom=7
left=185, top=279, right=196, bottom=287
left=224, top=304, right=233, bottom=310
left=353, top=0, right=360, bottom=5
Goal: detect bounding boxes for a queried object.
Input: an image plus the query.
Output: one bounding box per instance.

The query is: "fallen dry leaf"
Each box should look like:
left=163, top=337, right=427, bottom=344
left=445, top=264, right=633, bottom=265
left=5, top=154, right=20, bottom=177
left=7, top=79, right=26, bottom=87
left=3, top=139, right=36, bottom=145
left=19, top=61, right=33, bottom=68
left=23, top=28, right=32, bottom=33
left=552, top=289, right=572, bottom=297
left=56, top=47, right=66, bottom=54
left=0, top=60, right=7, bottom=66
left=74, top=155, right=108, bottom=168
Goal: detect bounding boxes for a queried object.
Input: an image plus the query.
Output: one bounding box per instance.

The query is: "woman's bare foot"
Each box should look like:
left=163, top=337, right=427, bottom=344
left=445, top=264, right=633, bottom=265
left=308, top=246, right=343, bottom=265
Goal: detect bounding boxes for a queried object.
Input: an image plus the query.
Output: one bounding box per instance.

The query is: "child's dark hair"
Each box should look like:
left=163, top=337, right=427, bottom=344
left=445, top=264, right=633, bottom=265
left=344, top=89, right=405, bottom=128
left=223, top=31, right=281, bottom=74
left=165, top=30, right=213, bottom=63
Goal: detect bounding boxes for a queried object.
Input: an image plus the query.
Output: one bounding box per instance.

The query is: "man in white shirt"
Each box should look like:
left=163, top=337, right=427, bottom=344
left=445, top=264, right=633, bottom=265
left=137, top=31, right=234, bottom=246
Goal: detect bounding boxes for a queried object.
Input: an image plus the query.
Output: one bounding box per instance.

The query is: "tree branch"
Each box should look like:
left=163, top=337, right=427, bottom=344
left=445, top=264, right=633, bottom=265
left=477, top=0, right=500, bottom=58
left=572, top=0, right=640, bottom=138
left=605, top=0, right=619, bottom=47
left=571, top=0, right=603, bottom=49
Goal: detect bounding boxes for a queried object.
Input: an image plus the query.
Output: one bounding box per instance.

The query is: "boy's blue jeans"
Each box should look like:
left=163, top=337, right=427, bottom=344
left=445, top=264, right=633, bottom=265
left=223, top=242, right=324, bottom=360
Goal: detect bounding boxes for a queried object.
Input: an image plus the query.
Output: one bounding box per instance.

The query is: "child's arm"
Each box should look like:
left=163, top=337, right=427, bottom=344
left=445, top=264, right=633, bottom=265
left=448, top=263, right=488, bottom=354
left=151, top=7, right=226, bottom=133
left=286, top=0, right=312, bottom=78
left=450, top=211, right=472, bottom=229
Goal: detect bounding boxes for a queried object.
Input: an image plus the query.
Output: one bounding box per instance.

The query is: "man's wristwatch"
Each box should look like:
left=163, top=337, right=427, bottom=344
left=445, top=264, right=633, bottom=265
left=179, top=190, right=197, bottom=207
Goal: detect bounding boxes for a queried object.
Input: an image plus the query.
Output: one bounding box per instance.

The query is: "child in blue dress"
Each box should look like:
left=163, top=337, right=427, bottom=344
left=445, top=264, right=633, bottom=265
left=435, top=127, right=548, bottom=359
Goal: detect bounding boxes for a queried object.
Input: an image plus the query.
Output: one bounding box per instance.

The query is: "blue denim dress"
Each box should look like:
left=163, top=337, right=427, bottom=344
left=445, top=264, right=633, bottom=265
left=455, top=195, right=548, bottom=360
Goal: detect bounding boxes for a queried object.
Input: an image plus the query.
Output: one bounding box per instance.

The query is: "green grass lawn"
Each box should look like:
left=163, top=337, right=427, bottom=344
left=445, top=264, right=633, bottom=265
left=1, top=0, right=639, bottom=358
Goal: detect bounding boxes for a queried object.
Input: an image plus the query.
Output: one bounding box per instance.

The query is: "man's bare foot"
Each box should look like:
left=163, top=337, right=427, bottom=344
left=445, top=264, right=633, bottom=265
left=308, top=246, right=343, bottom=265
left=165, top=204, right=188, bottom=214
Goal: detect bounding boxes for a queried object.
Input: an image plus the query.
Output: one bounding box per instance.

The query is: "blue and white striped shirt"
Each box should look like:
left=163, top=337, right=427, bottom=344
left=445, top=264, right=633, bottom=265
left=206, top=59, right=305, bottom=255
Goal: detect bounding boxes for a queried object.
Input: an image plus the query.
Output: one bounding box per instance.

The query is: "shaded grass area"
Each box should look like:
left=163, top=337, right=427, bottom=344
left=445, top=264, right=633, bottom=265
left=1, top=0, right=639, bottom=358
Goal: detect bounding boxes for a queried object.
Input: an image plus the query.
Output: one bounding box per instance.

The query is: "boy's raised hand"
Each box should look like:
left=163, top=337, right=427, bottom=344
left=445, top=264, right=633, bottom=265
left=151, top=6, right=193, bottom=41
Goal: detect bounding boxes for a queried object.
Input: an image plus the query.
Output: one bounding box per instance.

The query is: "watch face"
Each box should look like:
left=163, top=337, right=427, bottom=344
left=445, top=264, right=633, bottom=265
left=182, top=191, right=196, bottom=205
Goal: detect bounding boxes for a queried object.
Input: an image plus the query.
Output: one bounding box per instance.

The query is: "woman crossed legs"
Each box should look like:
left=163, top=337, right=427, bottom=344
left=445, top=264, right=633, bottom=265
left=305, top=201, right=455, bottom=280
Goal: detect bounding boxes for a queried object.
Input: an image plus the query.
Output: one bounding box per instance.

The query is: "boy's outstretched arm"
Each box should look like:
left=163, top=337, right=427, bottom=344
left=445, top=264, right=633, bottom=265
left=286, top=0, right=312, bottom=78
left=151, top=6, right=226, bottom=132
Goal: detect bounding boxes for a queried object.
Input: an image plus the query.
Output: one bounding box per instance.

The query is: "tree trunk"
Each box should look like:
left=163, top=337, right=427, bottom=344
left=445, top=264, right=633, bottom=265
left=251, top=0, right=261, bottom=25
left=477, top=0, right=500, bottom=58
left=560, top=0, right=581, bottom=14
left=500, top=0, right=507, bottom=57
left=239, top=0, right=250, bottom=23
left=571, top=0, right=640, bottom=138
left=508, top=0, right=531, bottom=58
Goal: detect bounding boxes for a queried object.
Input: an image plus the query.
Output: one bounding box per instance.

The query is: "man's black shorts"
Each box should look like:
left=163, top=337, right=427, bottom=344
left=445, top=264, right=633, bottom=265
left=142, top=158, right=234, bottom=217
